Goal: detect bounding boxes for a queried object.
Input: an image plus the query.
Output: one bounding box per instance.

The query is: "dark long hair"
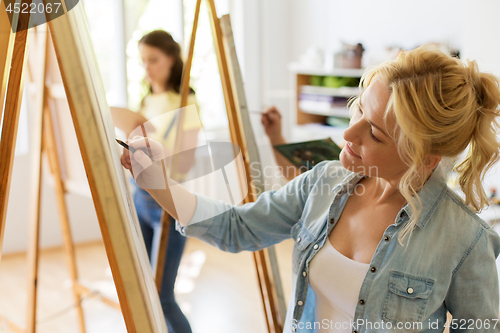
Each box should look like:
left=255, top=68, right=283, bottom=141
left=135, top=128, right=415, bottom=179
left=139, top=30, right=194, bottom=95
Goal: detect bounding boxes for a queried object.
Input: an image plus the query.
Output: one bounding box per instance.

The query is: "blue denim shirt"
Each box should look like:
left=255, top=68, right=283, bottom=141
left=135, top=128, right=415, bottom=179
left=176, top=161, right=500, bottom=332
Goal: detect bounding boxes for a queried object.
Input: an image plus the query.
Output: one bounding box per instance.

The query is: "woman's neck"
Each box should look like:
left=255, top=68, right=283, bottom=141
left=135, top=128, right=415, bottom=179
left=361, top=176, right=406, bottom=207
left=151, top=82, right=168, bottom=94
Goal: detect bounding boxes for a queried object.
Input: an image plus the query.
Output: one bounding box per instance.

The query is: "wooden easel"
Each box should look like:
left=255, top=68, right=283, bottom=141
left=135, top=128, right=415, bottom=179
left=0, top=2, right=167, bottom=333
left=9, top=24, right=123, bottom=333
left=153, top=0, right=287, bottom=331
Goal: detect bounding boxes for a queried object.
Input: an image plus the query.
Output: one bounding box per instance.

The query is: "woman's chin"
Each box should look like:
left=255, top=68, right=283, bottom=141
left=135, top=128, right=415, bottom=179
left=339, top=149, right=355, bottom=169
left=340, top=151, right=367, bottom=175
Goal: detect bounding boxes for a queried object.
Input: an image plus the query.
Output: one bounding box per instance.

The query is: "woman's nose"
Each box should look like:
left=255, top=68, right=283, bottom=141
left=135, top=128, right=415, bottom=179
left=343, top=120, right=362, bottom=145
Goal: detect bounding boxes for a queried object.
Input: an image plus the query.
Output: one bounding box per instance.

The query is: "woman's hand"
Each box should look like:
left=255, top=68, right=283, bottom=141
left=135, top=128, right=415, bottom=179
left=120, top=136, right=168, bottom=189
left=261, top=106, right=285, bottom=145
left=120, top=136, right=197, bottom=225
left=120, top=144, right=133, bottom=173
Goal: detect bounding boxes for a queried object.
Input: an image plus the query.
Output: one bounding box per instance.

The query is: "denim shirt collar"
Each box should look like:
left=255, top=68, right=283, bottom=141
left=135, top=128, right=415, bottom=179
left=407, top=164, right=448, bottom=229
left=332, top=164, right=448, bottom=230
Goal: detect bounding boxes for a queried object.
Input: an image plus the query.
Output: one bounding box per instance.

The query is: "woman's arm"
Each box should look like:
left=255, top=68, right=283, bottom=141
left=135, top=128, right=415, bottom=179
left=110, top=107, right=153, bottom=137
left=120, top=138, right=329, bottom=252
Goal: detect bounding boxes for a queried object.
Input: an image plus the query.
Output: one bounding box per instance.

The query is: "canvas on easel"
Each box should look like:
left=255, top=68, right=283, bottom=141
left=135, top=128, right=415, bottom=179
left=0, top=2, right=168, bottom=332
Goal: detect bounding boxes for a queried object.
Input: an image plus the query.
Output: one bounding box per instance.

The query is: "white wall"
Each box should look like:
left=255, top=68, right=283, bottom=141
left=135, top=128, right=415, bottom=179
left=289, top=0, right=465, bottom=61
left=4, top=154, right=101, bottom=254
left=3, top=107, right=101, bottom=255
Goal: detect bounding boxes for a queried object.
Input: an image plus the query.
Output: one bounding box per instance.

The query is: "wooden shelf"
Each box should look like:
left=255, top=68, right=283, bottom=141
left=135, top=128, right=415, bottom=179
left=289, top=62, right=364, bottom=77
left=289, top=123, right=346, bottom=149
left=291, top=66, right=362, bottom=125
left=300, top=85, right=360, bottom=97
left=298, top=101, right=350, bottom=117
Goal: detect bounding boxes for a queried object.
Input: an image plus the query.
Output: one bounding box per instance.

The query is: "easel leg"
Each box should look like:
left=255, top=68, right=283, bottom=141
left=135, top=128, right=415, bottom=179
left=25, top=105, right=43, bottom=333
left=0, top=9, right=29, bottom=261
left=154, top=212, right=170, bottom=292
left=24, top=24, right=48, bottom=333
left=1, top=4, right=36, bottom=333
left=253, top=253, right=272, bottom=333
left=43, top=101, right=87, bottom=332
left=254, top=251, right=282, bottom=333
left=0, top=0, right=16, bottom=119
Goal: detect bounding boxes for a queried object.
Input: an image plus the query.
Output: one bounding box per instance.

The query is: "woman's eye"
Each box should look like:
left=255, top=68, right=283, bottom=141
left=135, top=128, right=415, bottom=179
left=370, top=130, right=381, bottom=142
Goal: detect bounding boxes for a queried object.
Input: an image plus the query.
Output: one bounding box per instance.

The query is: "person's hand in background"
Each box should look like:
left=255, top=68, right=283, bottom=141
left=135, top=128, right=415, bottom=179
left=261, top=106, right=286, bottom=146
left=260, top=106, right=302, bottom=181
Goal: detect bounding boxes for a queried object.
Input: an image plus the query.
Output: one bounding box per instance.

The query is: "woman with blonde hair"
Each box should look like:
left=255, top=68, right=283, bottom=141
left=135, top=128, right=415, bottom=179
left=121, top=45, right=500, bottom=332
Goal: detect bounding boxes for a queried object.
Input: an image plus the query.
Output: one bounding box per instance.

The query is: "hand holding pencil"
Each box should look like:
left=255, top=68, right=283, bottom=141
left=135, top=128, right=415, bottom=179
left=119, top=136, right=168, bottom=189
left=119, top=136, right=196, bottom=225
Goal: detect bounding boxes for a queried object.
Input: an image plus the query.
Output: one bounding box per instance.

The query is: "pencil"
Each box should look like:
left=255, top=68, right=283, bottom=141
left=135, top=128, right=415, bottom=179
left=115, top=139, right=137, bottom=153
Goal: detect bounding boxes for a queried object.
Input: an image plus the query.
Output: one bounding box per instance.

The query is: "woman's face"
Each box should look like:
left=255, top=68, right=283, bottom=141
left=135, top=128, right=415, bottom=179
left=139, top=43, right=174, bottom=88
left=340, top=78, right=408, bottom=181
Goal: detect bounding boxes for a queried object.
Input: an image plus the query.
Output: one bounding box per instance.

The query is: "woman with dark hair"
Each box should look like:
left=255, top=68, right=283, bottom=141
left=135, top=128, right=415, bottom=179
left=130, top=30, right=198, bottom=333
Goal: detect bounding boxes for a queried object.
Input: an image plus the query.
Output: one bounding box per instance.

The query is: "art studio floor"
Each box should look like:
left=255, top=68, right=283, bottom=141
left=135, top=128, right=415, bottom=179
left=0, top=237, right=294, bottom=333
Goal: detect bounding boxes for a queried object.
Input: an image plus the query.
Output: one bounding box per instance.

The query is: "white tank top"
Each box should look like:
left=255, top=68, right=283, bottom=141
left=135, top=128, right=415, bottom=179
left=309, top=239, right=370, bottom=332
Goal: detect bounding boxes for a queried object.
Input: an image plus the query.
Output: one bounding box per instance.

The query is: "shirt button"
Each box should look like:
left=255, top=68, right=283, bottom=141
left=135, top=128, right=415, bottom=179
left=370, top=266, right=377, bottom=273
left=384, top=235, right=390, bottom=241
left=297, top=300, right=304, bottom=306
left=302, top=271, right=307, bottom=277
left=407, top=287, right=414, bottom=294
left=329, top=218, right=335, bottom=224
left=313, top=244, right=319, bottom=250
left=297, top=237, right=301, bottom=243
left=359, top=299, right=365, bottom=305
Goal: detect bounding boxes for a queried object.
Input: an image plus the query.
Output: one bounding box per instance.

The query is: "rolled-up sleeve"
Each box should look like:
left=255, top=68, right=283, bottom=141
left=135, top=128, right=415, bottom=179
left=175, top=161, right=331, bottom=253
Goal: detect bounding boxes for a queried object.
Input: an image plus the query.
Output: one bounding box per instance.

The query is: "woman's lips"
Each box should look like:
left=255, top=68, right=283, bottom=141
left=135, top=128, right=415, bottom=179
left=345, top=143, right=361, bottom=158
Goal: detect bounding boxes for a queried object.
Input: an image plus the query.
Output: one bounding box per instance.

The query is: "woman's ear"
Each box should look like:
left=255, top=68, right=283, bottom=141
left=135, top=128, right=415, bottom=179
left=425, top=155, right=442, bottom=171
left=166, top=55, right=175, bottom=69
